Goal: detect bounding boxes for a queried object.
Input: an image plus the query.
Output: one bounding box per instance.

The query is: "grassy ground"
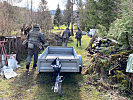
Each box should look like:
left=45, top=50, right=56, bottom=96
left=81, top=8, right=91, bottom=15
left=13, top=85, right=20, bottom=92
left=0, top=35, right=110, bottom=100
left=67, top=35, right=91, bottom=67
left=54, top=24, right=77, bottom=30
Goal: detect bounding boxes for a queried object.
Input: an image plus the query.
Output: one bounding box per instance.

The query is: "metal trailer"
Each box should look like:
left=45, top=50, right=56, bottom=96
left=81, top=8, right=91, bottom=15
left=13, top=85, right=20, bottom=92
left=37, top=46, right=82, bottom=96
left=37, top=46, right=82, bottom=73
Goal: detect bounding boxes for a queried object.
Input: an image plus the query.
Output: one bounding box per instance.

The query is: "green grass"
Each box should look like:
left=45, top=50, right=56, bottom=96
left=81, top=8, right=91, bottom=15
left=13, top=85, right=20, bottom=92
left=0, top=33, right=109, bottom=100
left=51, top=29, right=64, bottom=34
left=54, top=24, right=77, bottom=30
left=68, top=35, right=91, bottom=67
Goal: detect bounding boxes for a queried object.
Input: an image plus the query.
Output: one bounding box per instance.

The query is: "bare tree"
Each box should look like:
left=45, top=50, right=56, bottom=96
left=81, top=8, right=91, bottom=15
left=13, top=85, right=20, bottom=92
left=0, top=1, right=32, bottom=35
left=0, top=1, right=15, bottom=35
left=37, top=0, right=52, bottom=34
left=63, top=0, right=72, bottom=27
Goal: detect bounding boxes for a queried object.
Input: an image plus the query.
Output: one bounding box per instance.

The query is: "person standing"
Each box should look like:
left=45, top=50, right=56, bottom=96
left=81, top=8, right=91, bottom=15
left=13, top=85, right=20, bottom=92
left=62, top=27, right=71, bottom=47
left=26, top=24, right=45, bottom=70
left=75, top=27, right=82, bottom=47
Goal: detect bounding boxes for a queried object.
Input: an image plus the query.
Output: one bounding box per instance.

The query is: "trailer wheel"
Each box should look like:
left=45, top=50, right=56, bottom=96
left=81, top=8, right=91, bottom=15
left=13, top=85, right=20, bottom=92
left=77, top=55, right=82, bottom=74
left=59, top=83, right=62, bottom=97
left=78, top=67, right=82, bottom=74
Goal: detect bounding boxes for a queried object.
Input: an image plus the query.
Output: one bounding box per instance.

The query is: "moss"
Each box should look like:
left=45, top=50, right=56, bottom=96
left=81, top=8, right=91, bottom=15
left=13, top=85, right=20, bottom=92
left=90, top=57, right=95, bottom=62
left=120, top=52, right=128, bottom=56
left=127, top=50, right=133, bottom=53
left=83, top=45, right=132, bottom=97
left=98, top=47, right=112, bottom=55
left=88, top=63, right=95, bottom=74
left=121, top=80, right=128, bottom=87
left=100, top=59, right=107, bottom=64
left=111, top=54, right=120, bottom=60
left=92, top=73, right=99, bottom=82
left=109, top=70, right=128, bottom=85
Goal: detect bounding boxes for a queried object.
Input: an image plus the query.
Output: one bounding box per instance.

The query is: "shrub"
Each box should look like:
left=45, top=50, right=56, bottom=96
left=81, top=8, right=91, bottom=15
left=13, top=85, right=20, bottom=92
left=108, top=15, right=133, bottom=49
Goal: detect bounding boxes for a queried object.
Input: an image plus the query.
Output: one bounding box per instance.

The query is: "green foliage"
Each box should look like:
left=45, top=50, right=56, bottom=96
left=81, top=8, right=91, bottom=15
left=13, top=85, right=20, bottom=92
left=79, top=8, right=88, bottom=30
left=86, top=0, right=98, bottom=29
left=108, top=15, right=133, bottom=49
left=53, top=4, right=63, bottom=28
left=97, top=24, right=107, bottom=37
left=107, top=0, right=133, bottom=49
left=81, top=0, right=120, bottom=32
left=98, top=0, right=120, bottom=31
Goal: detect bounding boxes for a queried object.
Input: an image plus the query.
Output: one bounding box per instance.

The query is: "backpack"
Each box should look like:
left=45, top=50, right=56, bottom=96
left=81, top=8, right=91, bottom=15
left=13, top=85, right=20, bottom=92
left=76, top=31, right=82, bottom=39
left=28, top=31, right=39, bottom=49
left=63, top=30, right=69, bottom=39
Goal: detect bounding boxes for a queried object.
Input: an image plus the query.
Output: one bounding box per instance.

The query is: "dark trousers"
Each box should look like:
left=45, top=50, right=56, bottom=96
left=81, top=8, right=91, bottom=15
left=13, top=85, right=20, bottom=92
left=76, top=38, right=81, bottom=47
left=26, top=47, right=39, bottom=66
left=63, top=38, right=69, bottom=47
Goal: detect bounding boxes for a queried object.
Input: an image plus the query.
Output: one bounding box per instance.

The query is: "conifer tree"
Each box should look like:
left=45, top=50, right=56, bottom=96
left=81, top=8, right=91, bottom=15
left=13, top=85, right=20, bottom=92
left=82, top=0, right=120, bottom=31
left=54, top=4, right=62, bottom=28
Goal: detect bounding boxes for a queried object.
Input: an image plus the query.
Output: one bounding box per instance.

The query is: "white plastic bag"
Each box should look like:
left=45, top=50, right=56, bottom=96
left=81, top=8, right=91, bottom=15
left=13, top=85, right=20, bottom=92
left=4, top=68, right=17, bottom=79
left=1, top=66, right=17, bottom=79
left=8, top=56, right=20, bottom=70
left=1, top=66, right=9, bottom=72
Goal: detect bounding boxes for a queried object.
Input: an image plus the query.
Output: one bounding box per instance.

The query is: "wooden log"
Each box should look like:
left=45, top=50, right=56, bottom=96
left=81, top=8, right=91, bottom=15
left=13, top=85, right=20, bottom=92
left=86, top=33, right=97, bottom=51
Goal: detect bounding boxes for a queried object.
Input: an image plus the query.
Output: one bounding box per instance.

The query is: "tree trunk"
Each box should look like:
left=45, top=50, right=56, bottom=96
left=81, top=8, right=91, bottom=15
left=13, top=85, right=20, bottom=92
left=71, top=0, right=74, bottom=36
left=86, top=33, right=97, bottom=51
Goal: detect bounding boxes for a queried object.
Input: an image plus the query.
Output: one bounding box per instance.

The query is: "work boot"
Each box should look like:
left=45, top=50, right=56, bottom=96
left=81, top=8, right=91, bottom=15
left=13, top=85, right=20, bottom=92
left=26, top=65, right=29, bottom=70
left=33, top=64, right=37, bottom=69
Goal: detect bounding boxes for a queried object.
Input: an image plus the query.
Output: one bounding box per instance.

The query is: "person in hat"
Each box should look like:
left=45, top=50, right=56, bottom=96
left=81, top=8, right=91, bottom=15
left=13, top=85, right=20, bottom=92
left=26, top=24, right=45, bottom=70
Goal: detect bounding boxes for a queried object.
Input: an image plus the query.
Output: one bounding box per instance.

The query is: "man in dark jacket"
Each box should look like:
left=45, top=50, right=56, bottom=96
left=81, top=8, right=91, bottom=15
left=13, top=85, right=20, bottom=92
left=75, top=27, right=82, bottom=47
left=62, top=27, right=71, bottom=47
left=26, top=24, right=45, bottom=70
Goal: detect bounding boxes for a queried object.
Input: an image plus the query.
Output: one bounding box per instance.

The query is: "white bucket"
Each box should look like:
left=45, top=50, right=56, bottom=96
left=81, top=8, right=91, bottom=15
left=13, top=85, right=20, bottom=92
left=2, top=55, right=5, bottom=66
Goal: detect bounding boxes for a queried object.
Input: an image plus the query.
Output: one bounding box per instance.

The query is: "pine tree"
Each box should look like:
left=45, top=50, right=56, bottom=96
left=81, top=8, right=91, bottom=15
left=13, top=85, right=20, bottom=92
left=86, top=0, right=99, bottom=29
left=98, top=0, right=120, bottom=31
left=83, top=0, right=120, bottom=31
left=63, top=0, right=72, bottom=27
left=108, top=0, right=133, bottom=49
left=53, top=4, right=62, bottom=28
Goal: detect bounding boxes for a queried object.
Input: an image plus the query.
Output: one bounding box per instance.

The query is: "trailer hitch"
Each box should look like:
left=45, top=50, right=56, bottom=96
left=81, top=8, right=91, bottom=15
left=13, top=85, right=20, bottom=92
left=51, top=57, right=63, bottom=96
left=52, top=73, right=63, bottom=96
